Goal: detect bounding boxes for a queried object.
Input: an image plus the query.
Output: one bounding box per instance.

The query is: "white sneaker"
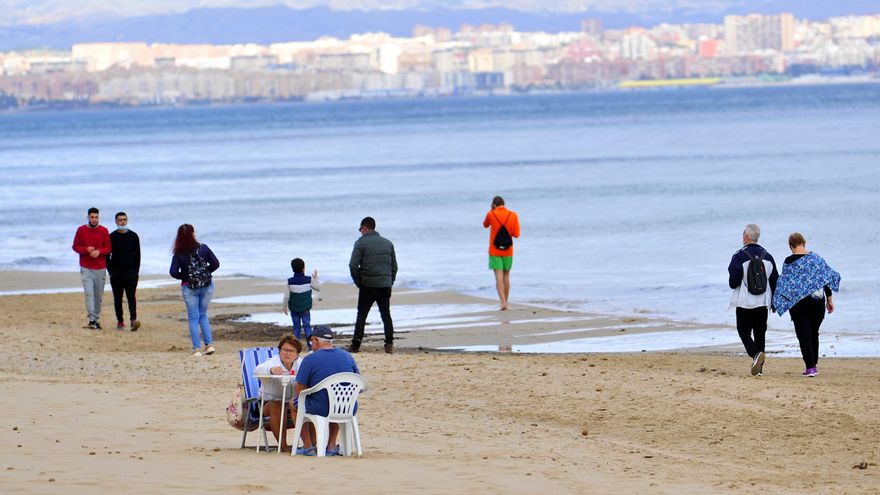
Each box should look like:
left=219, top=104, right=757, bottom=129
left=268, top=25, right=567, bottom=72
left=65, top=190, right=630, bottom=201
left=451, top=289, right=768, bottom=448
left=191, top=350, right=202, bottom=357
left=751, top=352, right=765, bottom=376
left=204, top=346, right=216, bottom=355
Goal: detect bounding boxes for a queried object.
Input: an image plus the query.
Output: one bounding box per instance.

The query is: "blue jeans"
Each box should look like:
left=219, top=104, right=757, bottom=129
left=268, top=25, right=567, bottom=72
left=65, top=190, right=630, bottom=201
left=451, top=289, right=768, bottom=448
left=182, top=283, right=214, bottom=350
left=291, top=311, right=311, bottom=340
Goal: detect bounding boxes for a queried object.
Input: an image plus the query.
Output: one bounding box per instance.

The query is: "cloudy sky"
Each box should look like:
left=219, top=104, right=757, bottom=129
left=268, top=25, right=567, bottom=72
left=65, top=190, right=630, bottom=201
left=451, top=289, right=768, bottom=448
left=0, top=0, right=745, bottom=25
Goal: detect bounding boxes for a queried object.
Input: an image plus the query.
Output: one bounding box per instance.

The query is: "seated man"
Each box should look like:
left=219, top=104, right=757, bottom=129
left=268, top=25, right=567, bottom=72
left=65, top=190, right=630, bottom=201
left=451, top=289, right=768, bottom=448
left=254, top=335, right=303, bottom=452
left=293, top=325, right=360, bottom=456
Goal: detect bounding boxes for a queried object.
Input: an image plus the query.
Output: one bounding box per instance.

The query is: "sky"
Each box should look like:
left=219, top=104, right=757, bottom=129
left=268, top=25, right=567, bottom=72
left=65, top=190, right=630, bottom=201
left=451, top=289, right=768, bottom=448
left=0, top=1, right=753, bottom=26
left=1, top=1, right=878, bottom=28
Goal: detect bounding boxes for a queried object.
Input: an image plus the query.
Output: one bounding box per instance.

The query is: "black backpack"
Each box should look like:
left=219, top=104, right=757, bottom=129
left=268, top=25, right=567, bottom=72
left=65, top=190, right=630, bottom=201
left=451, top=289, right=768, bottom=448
left=186, top=246, right=212, bottom=289
left=492, top=211, right=513, bottom=251
left=743, top=249, right=768, bottom=295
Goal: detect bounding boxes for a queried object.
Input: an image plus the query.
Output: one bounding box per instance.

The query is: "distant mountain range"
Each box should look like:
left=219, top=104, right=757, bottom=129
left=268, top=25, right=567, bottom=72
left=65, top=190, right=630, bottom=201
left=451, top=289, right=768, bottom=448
left=1, top=2, right=878, bottom=51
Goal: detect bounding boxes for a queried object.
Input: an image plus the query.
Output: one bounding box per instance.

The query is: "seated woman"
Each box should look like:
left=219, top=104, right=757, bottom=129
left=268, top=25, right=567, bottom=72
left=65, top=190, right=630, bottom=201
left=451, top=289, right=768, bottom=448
left=254, top=335, right=303, bottom=452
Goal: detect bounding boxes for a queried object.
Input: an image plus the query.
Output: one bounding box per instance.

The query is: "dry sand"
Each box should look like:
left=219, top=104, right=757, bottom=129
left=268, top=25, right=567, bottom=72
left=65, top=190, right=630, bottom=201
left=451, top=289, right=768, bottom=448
left=1, top=271, right=878, bottom=494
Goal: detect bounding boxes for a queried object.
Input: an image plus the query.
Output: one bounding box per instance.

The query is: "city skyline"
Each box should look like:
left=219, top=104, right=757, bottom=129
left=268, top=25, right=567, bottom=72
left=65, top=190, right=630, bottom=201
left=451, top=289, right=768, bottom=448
left=2, top=10, right=878, bottom=110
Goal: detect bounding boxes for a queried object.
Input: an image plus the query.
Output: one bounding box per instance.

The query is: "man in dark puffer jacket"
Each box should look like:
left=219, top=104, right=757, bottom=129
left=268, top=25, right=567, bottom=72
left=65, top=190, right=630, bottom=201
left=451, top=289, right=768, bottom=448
left=348, top=216, right=398, bottom=354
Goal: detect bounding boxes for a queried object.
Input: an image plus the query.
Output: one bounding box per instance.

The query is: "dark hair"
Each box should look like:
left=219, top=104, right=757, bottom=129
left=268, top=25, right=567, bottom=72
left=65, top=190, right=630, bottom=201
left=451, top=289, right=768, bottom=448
left=492, top=196, right=505, bottom=207
left=278, top=335, right=303, bottom=353
left=360, top=216, right=376, bottom=230
left=115, top=211, right=127, bottom=219
left=88, top=207, right=99, bottom=215
left=173, top=224, right=199, bottom=255
left=291, top=258, right=305, bottom=273
left=788, top=232, right=806, bottom=249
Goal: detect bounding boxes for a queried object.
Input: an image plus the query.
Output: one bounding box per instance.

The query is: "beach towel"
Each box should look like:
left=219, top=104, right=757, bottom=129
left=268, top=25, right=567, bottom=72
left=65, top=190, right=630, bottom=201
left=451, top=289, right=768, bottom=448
left=773, top=252, right=840, bottom=316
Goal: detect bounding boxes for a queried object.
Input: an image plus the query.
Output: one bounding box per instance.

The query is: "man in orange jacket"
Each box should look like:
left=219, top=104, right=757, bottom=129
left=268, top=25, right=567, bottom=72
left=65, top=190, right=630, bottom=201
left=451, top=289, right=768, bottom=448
left=483, top=196, right=520, bottom=310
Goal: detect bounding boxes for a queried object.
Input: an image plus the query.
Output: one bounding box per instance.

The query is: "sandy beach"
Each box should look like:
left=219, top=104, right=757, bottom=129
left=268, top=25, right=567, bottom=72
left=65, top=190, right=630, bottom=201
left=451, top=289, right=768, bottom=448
left=1, top=271, right=878, bottom=494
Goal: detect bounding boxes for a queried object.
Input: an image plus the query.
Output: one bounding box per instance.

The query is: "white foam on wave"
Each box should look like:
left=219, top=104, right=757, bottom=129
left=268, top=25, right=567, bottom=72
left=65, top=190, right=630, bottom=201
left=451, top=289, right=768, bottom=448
left=443, top=328, right=739, bottom=353
left=442, top=329, right=880, bottom=357
left=0, top=287, right=85, bottom=296
left=237, top=300, right=880, bottom=356
left=0, top=277, right=181, bottom=296
left=239, top=303, right=499, bottom=334
left=213, top=293, right=287, bottom=305
left=769, top=332, right=880, bottom=358
left=520, top=320, right=667, bottom=337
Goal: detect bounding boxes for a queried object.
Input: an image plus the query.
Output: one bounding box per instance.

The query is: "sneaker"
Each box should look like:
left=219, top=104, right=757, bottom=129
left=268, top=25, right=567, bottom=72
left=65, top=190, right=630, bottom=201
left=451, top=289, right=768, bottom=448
left=94, top=321, right=102, bottom=330
left=750, top=351, right=765, bottom=376
left=347, top=343, right=360, bottom=353
left=755, top=372, right=763, bottom=377
left=116, top=321, right=126, bottom=330
left=384, top=344, right=395, bottom=354
left=87, top=320, right=98, bottom=329
left=802, top=367, right=817, bottom=377
left=191, top=350, right=202, bottom=357
left=204, top=345, right=215, bottom=355
left=130, top=320, right=141, bottom=331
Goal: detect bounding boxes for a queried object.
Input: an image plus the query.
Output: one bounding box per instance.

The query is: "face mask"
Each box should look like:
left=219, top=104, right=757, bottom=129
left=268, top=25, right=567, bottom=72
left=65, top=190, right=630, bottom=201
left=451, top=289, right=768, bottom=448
left=117, top=225, right=129, bottom=232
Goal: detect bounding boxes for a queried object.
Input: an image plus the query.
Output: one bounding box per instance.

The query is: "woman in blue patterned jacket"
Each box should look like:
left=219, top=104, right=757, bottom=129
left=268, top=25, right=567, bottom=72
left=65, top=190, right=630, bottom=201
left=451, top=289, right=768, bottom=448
left=773, top=232, right=841, bottom=378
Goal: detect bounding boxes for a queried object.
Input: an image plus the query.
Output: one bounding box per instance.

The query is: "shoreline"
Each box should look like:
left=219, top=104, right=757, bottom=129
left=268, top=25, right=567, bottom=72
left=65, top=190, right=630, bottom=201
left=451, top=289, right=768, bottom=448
left=2, top=76, right=878, bottom=114
left=1, top=269, right=875, bottom=358
left=1, top=270, right=728, bottom=353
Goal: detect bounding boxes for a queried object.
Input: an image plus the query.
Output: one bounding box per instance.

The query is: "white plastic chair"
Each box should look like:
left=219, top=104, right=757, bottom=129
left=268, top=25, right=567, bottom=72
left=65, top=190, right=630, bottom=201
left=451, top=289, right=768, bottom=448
left=290, top=372, right=366, bottom=457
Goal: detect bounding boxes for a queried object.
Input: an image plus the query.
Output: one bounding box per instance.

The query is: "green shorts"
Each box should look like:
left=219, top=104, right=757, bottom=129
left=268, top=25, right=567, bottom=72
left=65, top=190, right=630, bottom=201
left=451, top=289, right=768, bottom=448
left=489, top=255, right=513, bottom=271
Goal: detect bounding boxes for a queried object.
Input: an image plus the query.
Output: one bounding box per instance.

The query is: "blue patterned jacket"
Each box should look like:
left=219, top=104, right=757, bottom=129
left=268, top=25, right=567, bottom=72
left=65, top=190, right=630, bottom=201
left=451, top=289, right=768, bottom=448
left=773, top=252, right=840, bottom=316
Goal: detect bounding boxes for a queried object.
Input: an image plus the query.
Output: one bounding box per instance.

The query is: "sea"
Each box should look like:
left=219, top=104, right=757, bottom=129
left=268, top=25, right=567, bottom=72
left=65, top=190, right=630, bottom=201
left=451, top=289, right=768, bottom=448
left=1, top=84, right=878, bottom=343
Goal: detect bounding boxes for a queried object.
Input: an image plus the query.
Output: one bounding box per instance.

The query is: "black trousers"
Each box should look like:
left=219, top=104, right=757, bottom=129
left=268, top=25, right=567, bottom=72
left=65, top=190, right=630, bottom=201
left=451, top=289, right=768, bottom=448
left=110, top=271, right=139, bottom=322
left=790, top=297, right=826, bottom=369
left=352, top=286, right=393, bottom=345
left=735, top=306, right=767, bottom=358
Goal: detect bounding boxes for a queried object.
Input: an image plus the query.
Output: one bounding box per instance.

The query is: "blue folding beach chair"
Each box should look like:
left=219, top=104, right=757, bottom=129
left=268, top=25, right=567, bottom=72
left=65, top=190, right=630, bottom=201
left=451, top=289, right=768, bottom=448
left=239, top=346, right=279, bottom=451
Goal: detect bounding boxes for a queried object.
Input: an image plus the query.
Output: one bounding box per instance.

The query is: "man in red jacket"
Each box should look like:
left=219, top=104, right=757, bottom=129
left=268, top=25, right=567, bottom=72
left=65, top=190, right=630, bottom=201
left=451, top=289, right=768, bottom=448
left=72, top=207, right=111, bottom=329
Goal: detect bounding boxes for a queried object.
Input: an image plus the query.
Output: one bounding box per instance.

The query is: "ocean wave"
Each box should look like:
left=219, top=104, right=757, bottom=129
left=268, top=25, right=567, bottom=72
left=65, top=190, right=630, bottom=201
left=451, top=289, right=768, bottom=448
left=0, top=256, right=59, bottom=269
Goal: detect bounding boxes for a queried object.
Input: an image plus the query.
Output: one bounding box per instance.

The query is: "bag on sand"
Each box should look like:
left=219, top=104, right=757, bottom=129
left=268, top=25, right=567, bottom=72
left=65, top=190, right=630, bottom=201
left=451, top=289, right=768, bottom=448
left=744, top=250, right=768, bottom=295
left=186, top=246, right=212, bottom=289
left=226, top=382, right=257, bottom=432
left=492, top=212, right=513, bottom=251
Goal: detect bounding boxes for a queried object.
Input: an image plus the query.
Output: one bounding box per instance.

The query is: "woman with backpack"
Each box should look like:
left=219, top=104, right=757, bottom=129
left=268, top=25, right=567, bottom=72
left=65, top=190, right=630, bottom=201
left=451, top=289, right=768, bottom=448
left=772, top=232, right=840, bottom=378
left=170, top=223, right=220, bottom=357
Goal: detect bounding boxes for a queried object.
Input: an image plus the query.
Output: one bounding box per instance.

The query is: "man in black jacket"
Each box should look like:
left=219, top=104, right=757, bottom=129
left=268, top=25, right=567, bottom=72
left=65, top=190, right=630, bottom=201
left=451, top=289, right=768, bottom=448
left=727, top=223, right=778, bottom=376
left=347, top=216, right=397, bottom=354
left=108, top=212, right=141, bottom=331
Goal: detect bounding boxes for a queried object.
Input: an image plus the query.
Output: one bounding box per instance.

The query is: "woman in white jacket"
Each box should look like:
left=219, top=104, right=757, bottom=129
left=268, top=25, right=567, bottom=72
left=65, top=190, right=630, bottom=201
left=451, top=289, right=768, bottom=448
left=254, top=335, right=303, bottom=452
